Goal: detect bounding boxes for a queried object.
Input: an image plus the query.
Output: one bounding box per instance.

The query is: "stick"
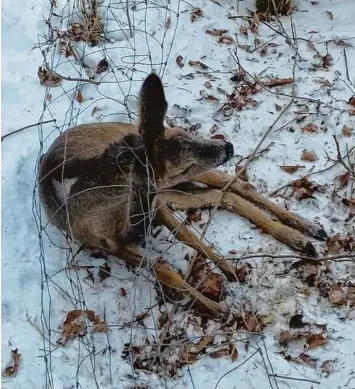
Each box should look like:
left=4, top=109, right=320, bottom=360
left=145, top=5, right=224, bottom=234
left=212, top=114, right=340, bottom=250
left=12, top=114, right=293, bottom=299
left=1, top=119, right=56, bottom=142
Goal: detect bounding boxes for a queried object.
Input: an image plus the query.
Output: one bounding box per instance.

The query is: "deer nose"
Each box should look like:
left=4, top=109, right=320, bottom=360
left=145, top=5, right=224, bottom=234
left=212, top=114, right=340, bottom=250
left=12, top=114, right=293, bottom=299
left=223, top=141, right=234, bottom=162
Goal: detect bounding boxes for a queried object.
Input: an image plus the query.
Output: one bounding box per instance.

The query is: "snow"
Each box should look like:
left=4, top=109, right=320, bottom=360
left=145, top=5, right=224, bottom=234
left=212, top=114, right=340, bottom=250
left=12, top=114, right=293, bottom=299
left=1, top=0, right=355, bottom=388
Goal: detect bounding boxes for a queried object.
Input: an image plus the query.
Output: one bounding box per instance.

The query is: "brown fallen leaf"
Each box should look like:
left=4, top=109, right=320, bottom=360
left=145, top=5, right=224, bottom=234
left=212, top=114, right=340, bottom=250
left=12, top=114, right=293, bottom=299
left=260, top=47, right=267, bottom=56
left=313, top=54, right=332, bottom=70
left=57, top=309, right=107, bottom=345
left=306, top=333, right=327, bottom=349
left=75, top=90, right=83, bottom=103
left=349, top=108, right=355, bottom=116
left=218, top=35, right=234, bottom=44
left=188, top=60, right=209, bottom=70
left=342, top=125, right=353, bottom=137
left=176, top=55, right=184, bottom=68
left=91, top=106, right=98, bottom=116
left=278, top=330, right=327, bottom=349
left=328, top=285, right=347, bottom=305
left=321, top=360, right=332, bottom=375
left=206, top=28, right=228, bottom=36
left=348, top=96, right=355, bottom=106
left=120, top=287, right=127, bottom=296
left=96, top=58, right=108, bottom=74
left=337, top=171, right=351, bottom=189
left=202, top=273, right=223, bottom=300
left=37, top=66, right=62, bottom=87
left=190, top=8, right=203, bottom=23
left=2, top=349, right=21, bottom=377
left=301, top=149, right=318, bottom=162
left=264, top=78, right=294, bottom=87
left=229, top=344, right=238, bottom=362
left=302, top=123, right=318, bottom=133
left=280, top=165, right=305, bottom=174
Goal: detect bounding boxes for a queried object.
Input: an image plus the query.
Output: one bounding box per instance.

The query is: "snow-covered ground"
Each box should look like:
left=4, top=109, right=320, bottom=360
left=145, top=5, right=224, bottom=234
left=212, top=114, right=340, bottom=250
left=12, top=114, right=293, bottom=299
left=2, top=0, right=355, bottom=388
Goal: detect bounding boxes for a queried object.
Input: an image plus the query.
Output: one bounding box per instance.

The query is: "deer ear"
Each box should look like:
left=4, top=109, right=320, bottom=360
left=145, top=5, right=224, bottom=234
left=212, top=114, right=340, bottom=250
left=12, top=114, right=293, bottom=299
left=138, top=73, right=167, bottom=146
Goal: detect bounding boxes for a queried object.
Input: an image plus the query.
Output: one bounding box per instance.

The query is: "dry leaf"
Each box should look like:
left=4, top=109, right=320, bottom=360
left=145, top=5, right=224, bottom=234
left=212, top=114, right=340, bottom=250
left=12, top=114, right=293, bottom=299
left=326, top=10, right=334, bottom=20
left=91, top=106, right=98, bottom=116
left=218, top=35, right=234, bottom=44
left=204, top=81, right=212, bottom=88
left=75, top=90, right=83, bottom=103
left=302, top=123, right=318, bottom=133
left=321, top=360, right=332, bottom=375
left=203, top=273, right=222, bottom=300
left=328, top=285, right=347, bottom=305
left=37, top=66, right=62, bottom=87
left=188, top=60, right=209, bottom=70
left=280, top=165, right=305, bottom=174
left=306, top=333, right=327, bottom=349
left=265, top=78, right=294, bottom=87
left=206, top=28, right=228, bottom=36
left=229, top=344, right=238, bottom=362
left=275, top=103, right=282, bottom=111
left=301, top=150, right=317, bottom=162
left=190, top=8, right=203, bottom=23
left=2, top=349, right=21, bottom=377
left=260, top=47, right=267, bottom=56
left=337, top=171, right=351, bottom=189
left=176, top=55, right=184, bottom=68
left=120, top=287, right=127, bottom=296
left=348, top=96, right=355, bottom=106
left=96, top=58, right=108, bottom=74
left=278, top=331, right=327, bottom=349
left=57, top=309, right=107, bottom=345
left=342, top=125, right=353, bottom=137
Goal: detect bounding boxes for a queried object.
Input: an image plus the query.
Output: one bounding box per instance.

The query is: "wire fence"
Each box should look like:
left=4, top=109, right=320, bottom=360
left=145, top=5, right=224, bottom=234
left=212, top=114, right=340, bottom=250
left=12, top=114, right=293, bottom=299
left=31, top=1, right=282, bottom=388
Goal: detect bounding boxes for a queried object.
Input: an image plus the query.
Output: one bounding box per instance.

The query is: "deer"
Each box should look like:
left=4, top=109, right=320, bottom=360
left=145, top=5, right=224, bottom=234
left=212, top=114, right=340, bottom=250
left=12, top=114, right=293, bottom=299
left=38, top=72, right=327, bottom=316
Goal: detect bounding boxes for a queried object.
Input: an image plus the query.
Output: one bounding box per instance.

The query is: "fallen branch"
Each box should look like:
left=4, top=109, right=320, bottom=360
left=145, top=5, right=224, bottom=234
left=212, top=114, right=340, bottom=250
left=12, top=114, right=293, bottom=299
left=1, top=119, right=56, bottom=142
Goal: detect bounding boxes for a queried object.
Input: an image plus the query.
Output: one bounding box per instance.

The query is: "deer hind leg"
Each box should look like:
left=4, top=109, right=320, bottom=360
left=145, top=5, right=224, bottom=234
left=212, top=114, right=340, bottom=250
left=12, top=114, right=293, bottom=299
left=161, top=188, right=319, bottom=256
left=111, top=244, right=226, bottom=317
left=192, top=170, right=327, bottom=241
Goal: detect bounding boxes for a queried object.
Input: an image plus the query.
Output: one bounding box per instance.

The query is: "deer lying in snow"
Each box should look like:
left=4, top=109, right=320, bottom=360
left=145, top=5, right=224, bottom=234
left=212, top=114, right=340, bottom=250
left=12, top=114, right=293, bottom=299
left=38, top=73, right=327, bottom=316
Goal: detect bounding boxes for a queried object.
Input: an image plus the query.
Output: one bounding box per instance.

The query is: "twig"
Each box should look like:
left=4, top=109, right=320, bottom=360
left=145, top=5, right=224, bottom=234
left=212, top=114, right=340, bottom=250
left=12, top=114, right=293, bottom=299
left=269, top=3, right=303, bottom=61
left=56, top=73, right=100, bottom=85
left=227, top=252, right=355, bottom=263
left=344, top=48, right=351, bottom=83
left=1, top=119, right=56, bottom=141
left=332, top=135, right=354, bottom=177
left=269, top=373, right=320, bottom=385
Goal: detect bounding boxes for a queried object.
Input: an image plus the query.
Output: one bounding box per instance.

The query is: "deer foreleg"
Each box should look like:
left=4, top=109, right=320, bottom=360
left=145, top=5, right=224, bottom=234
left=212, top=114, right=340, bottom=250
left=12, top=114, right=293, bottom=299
left=192, top=170, right=327, bottom=241
left=161, top=188, right=317, bottom=256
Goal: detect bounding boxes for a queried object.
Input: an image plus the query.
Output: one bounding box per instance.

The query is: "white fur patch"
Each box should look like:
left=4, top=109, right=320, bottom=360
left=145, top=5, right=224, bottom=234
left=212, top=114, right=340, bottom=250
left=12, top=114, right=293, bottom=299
left=52, top=177, right=78, bottom=205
